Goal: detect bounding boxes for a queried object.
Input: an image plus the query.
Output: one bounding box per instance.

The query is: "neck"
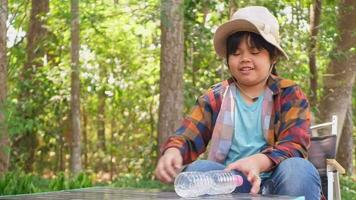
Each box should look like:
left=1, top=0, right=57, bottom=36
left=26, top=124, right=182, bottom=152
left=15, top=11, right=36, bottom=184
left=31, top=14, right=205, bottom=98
left=232, top=78, right=267, bottom=103
left=239, top=80, right=266, bottom=95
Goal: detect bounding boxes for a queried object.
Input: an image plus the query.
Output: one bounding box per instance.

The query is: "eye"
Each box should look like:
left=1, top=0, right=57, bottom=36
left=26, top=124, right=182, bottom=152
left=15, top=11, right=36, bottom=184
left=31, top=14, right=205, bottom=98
left=232, top=52, right=241, bottom=56
left=251, top=49, right=261, bottom=54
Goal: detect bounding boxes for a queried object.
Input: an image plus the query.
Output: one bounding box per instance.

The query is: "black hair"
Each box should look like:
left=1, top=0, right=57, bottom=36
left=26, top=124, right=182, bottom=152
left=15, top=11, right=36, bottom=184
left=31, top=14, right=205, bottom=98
left=226, top=31, right=280, bottom=75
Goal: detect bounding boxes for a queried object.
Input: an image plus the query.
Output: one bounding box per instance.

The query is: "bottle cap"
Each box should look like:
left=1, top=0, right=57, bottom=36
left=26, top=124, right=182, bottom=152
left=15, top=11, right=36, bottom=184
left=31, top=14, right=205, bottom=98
left=233, top=175, right=243, bottom=186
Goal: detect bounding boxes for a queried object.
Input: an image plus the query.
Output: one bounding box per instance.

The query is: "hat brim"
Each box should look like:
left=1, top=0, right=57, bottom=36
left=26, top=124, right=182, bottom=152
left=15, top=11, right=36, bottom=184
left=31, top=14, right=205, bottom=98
left=213, top=19, right=288, bottom=59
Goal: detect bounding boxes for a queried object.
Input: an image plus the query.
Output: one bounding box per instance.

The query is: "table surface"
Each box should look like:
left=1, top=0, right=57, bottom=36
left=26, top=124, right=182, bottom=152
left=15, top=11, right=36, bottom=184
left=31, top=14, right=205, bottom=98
left=0, top=187, right=305, bottom=200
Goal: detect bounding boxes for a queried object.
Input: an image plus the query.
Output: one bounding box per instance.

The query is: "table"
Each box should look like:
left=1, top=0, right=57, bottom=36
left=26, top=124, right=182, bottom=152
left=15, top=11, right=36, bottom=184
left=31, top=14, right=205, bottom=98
left=0, top=187, right=305, bottom=200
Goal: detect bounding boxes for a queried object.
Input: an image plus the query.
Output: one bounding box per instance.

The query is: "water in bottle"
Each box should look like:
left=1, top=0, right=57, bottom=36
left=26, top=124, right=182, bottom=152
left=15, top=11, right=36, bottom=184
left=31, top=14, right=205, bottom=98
left=174, top=170, right=243, bottom=198
left=174, top=171, right=211, bottom=198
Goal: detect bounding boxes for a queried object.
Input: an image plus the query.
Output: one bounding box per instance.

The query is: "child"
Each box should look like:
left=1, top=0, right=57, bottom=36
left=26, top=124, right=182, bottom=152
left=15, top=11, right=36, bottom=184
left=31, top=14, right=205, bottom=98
left=155, top=6, right=321, bottom=200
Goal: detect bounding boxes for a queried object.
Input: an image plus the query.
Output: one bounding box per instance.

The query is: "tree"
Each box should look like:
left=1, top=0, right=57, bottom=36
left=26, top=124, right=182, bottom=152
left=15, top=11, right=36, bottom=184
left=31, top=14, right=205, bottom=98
left=14, top=0, right=49, bottom=172
left=337, top=106, right=353, bottom=174
left=0, top=0, right=9, bottom=175
left=70, top=0, right=82, bottom=175
left=318, top=0, right=355, bottom=172
left=158, top=0, right=184, bottom=149
left=25, top=0, right=49, bottom=71
left=308, top=0, right=322, bottom=107
left=97, top=65, right=106, bottom=152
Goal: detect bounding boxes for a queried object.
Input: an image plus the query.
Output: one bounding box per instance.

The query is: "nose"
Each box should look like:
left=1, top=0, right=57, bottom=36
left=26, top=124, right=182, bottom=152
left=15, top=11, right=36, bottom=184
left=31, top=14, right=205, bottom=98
left=240, top=52, right=252, bottom=63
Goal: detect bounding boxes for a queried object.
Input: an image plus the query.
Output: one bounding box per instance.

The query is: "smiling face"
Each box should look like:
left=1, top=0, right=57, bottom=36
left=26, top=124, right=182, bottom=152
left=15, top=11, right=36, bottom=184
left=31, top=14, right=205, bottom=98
left=226, top=32, right=278, bottom=88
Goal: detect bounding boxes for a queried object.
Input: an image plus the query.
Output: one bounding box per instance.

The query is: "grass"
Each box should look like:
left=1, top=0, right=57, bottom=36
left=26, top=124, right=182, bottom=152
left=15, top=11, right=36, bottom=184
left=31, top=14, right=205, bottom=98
left=0, top=171, right=173, bottom=196
left=0, top=171, right=92, bottom=195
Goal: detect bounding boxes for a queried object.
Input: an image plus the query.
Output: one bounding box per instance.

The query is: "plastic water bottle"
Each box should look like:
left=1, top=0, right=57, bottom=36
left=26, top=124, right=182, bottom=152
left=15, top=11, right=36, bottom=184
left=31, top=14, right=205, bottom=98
left=206, top=170, right=243, bottom=195
left=174, top=171, right=210, bottom=198
left=174, top=170, right=243, bottom=198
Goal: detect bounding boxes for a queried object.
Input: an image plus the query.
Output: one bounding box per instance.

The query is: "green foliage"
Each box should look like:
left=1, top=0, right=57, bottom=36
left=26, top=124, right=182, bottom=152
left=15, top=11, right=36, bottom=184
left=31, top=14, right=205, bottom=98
left=0, top=170, right=174, bottom=195
left=0, top=171, right=93, bottom=195
left=341, top=175, right=356, bottom=200
left=0, top=171, right=39, bottom=195
left=183, top=0, right=223, bottom=108
left=6, top=0, right=160, bottom=179
left=49, top=172, right=67, bottom=191
left=49, top=172, right=93, bottom=190
left=3, top=0, right=355, bottom=197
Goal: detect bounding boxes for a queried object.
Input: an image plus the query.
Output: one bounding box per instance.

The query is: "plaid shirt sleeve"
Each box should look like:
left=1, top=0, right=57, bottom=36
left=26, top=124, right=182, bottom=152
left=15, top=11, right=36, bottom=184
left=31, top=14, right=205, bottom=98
left=160, top=85, right=222, bottom=165
left=261, top=85, right=311, bottom=166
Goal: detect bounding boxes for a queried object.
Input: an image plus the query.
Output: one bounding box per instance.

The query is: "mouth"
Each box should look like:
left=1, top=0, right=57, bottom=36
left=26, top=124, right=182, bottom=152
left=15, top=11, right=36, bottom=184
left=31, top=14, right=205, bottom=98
left=239, top=66, right=254, bottom=72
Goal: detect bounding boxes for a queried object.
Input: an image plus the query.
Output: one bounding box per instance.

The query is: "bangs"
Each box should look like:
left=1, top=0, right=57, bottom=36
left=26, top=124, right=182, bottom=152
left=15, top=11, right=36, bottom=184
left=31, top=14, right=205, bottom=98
left=226, top=31, right=278, bottom=59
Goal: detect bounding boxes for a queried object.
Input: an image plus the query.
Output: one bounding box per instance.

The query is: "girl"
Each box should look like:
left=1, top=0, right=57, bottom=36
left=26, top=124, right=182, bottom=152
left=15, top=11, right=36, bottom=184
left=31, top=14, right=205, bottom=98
left=155, top=6, right=321, bottom=200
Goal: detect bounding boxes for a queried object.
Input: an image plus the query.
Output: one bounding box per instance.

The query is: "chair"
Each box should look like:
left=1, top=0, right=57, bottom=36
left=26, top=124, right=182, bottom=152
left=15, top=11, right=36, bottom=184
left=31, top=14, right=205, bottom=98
left=309, top=115, right=345, bottom=200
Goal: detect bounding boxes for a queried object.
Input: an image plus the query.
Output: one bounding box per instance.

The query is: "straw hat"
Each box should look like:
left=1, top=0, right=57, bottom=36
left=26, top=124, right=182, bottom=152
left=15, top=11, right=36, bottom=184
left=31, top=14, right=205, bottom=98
left=213, top=6, right=288, bottom=59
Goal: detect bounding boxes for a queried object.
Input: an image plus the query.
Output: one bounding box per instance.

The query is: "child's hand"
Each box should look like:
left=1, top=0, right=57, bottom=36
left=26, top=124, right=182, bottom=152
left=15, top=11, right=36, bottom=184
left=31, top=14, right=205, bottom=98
left=154, top=148, right=183, bottom=183
left=225, top=153, right=273, bottom=194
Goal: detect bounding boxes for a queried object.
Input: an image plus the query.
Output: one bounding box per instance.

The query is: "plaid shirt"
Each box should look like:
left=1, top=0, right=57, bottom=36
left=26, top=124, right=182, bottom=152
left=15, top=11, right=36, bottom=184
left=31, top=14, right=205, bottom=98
left=161, top=75, right=311, bottom=167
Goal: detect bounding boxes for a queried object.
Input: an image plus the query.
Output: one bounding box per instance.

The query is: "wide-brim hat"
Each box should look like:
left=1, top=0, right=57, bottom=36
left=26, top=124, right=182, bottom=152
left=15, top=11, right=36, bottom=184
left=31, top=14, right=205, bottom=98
left=214, top=6, right=288, bottom=59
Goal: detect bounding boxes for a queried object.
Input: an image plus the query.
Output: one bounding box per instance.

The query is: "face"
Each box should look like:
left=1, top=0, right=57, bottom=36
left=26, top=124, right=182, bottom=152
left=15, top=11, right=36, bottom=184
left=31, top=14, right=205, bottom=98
left=227, top=36, right=273, bottom=87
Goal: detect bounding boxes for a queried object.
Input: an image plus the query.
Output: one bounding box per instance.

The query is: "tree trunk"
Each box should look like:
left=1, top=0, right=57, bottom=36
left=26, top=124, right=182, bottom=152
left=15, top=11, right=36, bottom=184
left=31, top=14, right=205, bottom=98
left=110, top=117, right=116, bottom=181
left=149, top=98, right=156, bottom=143
left=25, top=0, right=49, bottom=71
left=70, top=0, right=82, bottom=175
left=318, top=0, right=356, bottom=149
left=60, top=116, right=72, bottom=172
left=0, top=0, right=9, bottom=175
left=308, top=0, right=322, bottom=107
left=97, top=66, right=106, bottom=152
left=158, top=0, right=184, bottom=149
left=82, top=106, right=88, bottom=169
left=336, top=105, right=353, bottom=174
left=58, top=132, right=64, bottom=171
left=17, top=0, right=49, bottom=173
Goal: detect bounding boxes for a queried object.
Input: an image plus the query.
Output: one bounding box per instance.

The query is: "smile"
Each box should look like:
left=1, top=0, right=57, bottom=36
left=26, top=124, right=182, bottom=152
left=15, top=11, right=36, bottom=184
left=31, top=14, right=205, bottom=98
left=239, top=67, right=254, bottom=71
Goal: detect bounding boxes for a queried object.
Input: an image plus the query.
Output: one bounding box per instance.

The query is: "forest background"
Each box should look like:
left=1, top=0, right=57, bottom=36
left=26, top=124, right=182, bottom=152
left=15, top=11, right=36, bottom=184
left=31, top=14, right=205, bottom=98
left=0, top=0, right=355, bottom=198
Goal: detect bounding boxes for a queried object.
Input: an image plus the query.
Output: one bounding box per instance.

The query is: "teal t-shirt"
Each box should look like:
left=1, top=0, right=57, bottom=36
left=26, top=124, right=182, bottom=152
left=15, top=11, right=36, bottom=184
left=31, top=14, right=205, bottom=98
left=224, top=86, right=271, bottom=179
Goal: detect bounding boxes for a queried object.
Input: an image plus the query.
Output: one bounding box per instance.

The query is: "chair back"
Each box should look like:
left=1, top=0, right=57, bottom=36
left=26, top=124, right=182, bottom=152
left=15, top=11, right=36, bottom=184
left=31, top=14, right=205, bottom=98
left=309, top=115, right=338, bottom=200
left=309, top=135, right=336, bottom=172
left=309, top=134, right=336, bottom=198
